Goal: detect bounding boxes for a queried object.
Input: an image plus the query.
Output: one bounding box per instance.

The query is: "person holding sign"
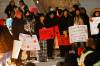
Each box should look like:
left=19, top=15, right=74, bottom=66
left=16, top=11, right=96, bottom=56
left=34, top=13, right=48, bottom=62
left=45, top=11, right=58, bottom=59
left=35, top=13, right=46, bottom=40
left=72, top=8, right=89, bottom=48
left=58, top=9, right=72, bottom=58
left=69, top=8, right=88, bottom=66
left=90, top=11, right=100, bottom=40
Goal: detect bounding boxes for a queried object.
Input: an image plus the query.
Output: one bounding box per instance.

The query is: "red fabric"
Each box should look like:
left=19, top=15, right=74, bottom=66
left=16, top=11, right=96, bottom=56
left=53, top=25, right=60, bottom=38
left=0, top=19, right=5, bottom=26
left=78, top=47, right=84, bottom=56
left=39, top=27, right=55, bottom=40
left=58, top=35, right=71, bottom=46
left=15, top=10, right=22, bottom=18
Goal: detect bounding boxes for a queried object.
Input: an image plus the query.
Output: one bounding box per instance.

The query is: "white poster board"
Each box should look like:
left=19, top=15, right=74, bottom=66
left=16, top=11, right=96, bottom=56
left=90, top=17, right=100, bottom=35
left=69, top=25, right=88, bottom=43
left=12, top=40, right=22, bottom=59
left=19, top=33, right=40, bottom=51
left=32, top=35, right=40, bottom=50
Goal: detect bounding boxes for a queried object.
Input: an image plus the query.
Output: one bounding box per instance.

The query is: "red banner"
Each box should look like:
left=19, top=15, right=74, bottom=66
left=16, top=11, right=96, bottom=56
left=39, top=27, right=55, bottom=40
left=58, top=35, right=71, bottom=46
left=53, top=25, right=60, bottom=38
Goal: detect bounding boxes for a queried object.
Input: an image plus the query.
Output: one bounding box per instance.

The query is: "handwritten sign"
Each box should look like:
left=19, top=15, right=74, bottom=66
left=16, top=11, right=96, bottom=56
left=19, top=33, right=40, bottom=51
left=90, top=17, right=100, bottom=35
left=69, top=25, right=88, bottom=43
left=32, top=35, right=40, bottom=50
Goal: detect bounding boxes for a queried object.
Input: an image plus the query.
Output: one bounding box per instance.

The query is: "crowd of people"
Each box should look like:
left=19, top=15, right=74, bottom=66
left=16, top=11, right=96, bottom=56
left=0, top=0, right=100, bottom=66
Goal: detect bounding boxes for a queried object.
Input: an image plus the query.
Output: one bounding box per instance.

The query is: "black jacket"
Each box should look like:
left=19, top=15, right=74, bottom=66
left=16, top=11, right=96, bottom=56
left=12, top=17, right=25, bottom=40
left=34, top=20, right=46, bottom=39
left=5, top=5, right=17, bottom=17
left=58, top=16, right=73, bottom=35
left=84, top=51, right=100, bottom=66
left=45, top=15, right=58, bottom=28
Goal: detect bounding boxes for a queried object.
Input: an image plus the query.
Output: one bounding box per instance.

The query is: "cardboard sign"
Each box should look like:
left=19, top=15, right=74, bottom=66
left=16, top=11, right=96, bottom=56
left=12, top=40, right=22, bottom=59
left=90, top=17, right=100, bottom=35
left=19, top=33, right=40, bottom=51
left=39, top=27, right=55, bottom=40
left=32, top=35, right=40, bottom=50
left=69, top=25, right=88, bottom=43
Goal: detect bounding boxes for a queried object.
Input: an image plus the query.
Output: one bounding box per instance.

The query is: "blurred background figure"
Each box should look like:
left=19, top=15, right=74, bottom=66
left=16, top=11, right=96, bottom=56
left=5, top=0, right=17, bottom=18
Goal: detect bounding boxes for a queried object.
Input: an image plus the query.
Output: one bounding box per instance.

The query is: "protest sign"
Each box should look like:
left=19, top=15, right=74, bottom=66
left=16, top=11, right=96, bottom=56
left=58, top=35, right=70, bottom=46
left=32, top=35, right=40, bottom=50
left=39, top=27, right=54, bottom=40
left=12, top=40, right=22, bottom=59
left=19, top=33, right=40, bottom=51
left=90, top=17, right=100, bottom=35
left=53, top=25, right=60, bottom=38
left=69, top=25, right=88, bottom=43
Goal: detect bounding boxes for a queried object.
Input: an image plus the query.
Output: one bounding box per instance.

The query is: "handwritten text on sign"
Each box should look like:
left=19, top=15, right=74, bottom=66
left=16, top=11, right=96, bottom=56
left=19, top=33, right=40, bottom=51
left=69, top=25, right=88, bottom=43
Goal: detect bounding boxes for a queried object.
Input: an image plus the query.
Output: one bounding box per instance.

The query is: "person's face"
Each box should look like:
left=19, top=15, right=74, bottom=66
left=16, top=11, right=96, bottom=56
left=64, top=11, right=68, bottom=17
left=40, top=16, right=45, bottom=21
left=95, top=12, right=100, bottom=17
left=76, top=10, right=80, bottom=16
left=50, top=13, right=54, bottom=19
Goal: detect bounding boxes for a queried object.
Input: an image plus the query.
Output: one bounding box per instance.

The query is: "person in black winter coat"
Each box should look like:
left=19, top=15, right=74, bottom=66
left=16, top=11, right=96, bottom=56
left=34, top=13, right=46, bottom=40
left=58, top=9, right=72, bottom=57
left=59, top=9, right=72, bottom=35
left=45, top=11, right=58, bottom=59
left=5, top=0, right=17, bottom=18
left=91, top=11, right=100, bottom=40
left=45, top=11, right=58, bottom=28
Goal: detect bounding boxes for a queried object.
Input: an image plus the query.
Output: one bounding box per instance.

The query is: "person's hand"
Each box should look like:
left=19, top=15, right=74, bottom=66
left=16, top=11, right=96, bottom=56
left=63, top=31, right=67, bottom=37
left=42, top=27, right=46, bottom=29
left=0, top=53, right=4, bottom=60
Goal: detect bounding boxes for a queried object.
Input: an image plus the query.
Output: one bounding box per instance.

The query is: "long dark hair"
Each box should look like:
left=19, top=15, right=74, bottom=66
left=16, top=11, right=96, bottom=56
left=37, top=13, right=45, bottom=22
left=92, top=11, right=100, bottom=17
left=62, top=9, right=70, bottom=17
